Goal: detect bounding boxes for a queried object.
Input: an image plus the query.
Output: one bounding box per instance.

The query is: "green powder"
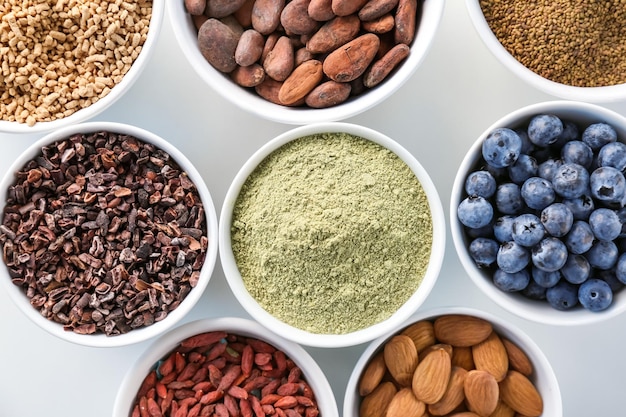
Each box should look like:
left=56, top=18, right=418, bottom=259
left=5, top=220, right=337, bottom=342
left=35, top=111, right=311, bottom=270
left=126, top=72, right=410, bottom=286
left=231, top=132, right=433, bottom=334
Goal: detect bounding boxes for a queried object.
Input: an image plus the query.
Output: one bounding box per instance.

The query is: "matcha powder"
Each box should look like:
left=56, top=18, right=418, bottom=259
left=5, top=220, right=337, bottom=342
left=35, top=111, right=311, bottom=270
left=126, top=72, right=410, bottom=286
left=231, top=132, right=433, bottom=334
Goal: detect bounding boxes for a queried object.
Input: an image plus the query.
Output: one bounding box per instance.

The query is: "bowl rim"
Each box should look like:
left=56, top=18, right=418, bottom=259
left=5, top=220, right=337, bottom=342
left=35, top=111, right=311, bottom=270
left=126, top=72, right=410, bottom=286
left=343, top=305, right=563, bottom=417
left=166, top=0, right=446, bottom=125
left=112, top=316, right=339, bottom=417
left=0, top=121, right=219, bottom=347
left=0, top=1, right=166, bottom=135
left=450, top=100, right=626, bottom=326
left=219, top=121, right=446, bottom=348
left=465, top=0, right=626, bottom=103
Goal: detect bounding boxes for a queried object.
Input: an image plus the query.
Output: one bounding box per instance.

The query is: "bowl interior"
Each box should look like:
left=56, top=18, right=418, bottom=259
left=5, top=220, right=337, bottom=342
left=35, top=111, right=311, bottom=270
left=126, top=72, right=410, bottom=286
left=0, top=122, right=218, bottom=347
left=113, top=317, right=339, bottom=417
left=0, top=1, right=165, bottom=134
left=219, top=122, right=446, bottom=348
left=343, top=306, right=563, bottom=417
left=167, top=1, right=446, bottom=125
left=465, top=0, right=626, bottom=103
left=451, top=100, right=626, bottom=326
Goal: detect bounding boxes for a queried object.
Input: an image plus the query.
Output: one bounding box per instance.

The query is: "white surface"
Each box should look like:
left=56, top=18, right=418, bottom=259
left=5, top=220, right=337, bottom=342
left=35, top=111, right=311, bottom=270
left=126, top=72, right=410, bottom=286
left=1, top=2, right=626, bottom=416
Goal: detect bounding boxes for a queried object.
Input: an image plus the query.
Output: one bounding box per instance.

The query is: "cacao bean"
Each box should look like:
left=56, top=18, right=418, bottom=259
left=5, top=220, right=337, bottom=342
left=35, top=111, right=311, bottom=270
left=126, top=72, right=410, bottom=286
left=322, top=33, right=380, bottom=82
left=198, top=19, right=239, bottom=73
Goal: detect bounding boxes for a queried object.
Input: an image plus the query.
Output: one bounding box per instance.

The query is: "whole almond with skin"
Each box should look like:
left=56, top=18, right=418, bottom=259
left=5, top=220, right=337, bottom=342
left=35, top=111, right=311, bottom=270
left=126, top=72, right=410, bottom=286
left=360, top=381, right=397, bottom=417
left=499, top=370, right=543, bottom=417
left=401, top=320, right=436, bottom=352
left=359, top=351, right=387, bottom=396
left=448, top=413, right=480, bottom=417
left=502, top=338, right=533, bottom=376
left=385, top=388, right=425, bottom=417
left=428, top=366, right=468, bottom=416
left=412, top=347, right=451, bottom=404
left=383, top=334, right=418, bottom=387
left=464, top=370, right=499, bottom=417
left=433, top=315, right=493, bottom=347
left=472, top=331, right=509, bottom=382
left=278, top=59, right=323, bottom=104
left=323, top=33, right=380, bottom=82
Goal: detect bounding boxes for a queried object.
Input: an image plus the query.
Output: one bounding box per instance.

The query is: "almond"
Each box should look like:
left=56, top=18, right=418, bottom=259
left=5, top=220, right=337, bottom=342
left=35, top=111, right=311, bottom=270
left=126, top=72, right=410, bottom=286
left=433, top=315, right=493, bottom=347
left=502, top=338, right=533, bottom=376
left=464, top=370, right=499, bottom=417
left=451, top=346, right=475, bottom=371
left=499, top=370, right=543, bottom=417
left=472, top=331, right=509, bottom=382
left=428, top=366, right=468, bottom=416
left=385, top=388, right=425, bottom=417
left=401, top=320, right=436, bottom=352
left=448, top=412, right=481, bottom=417
left=360, top=381, right=397, bottom=417
left=359, top=351, right=387, bottom=396
left=383, top=335, right=418, bottom=387
left=411, top=347, right=451, bottom=404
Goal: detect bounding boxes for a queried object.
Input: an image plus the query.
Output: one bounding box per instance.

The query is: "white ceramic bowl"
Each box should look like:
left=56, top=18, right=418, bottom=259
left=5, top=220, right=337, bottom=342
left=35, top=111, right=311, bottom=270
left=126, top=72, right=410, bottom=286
left=451, top=100, right=626, bottom=326
left=0, top=2, right=165, bottom=134
left=344, top=306, right=562, bottom=417
left=167, top=1, right=445, bottom=125
left=466, top=0, right=626, bottom=103
left=113, top=316, right=339, bottom=417
left=0, top=122, right=218, bottom=347
left=219, top=122, right=446, bottom=348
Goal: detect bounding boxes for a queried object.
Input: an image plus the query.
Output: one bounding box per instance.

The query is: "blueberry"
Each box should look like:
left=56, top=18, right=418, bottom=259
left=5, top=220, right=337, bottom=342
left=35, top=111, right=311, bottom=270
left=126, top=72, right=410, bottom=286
left=546, top=281, right=579, bottom=310
left=561, top=140, right=593, bottom=168
left=493, top=268, right=530, bottom=292
left=617, top=208, right=626, bottom=237
left=469, top=237, right=500, bottom=268
left=582, top=122, right=618, bottom=151
left=560, top=254, right=591, bottom=284
left=522, top=279, right=547, bottom=300
left=495, top=183, right=525, bottom=215
left=616, top=253, right=626, bottom=284
left=596, top=141, right=626, bottom=172
left=540, top=203, right=574, bottom=237
left=482, top=128, right=522, bottom=168
left=564, top=220, right=594, bottom=254
left=552, top=163, right=590, bottom=199
left=585, top=240, right=619, bottom=270
left=578, top=279, right=613, bottom=312
left=531, top=266, right=561, bottom=288
left=537, top=158, right=562, bottom=182
left=590, top=166, right=626, bottom=205
left=458, top=195, right=493, bottom=229
left=589, top=208, right=622, bottom=241
left=532, top=237, right=568, bottom=272
left=493, top=215, right=515, bottom=242
left=511, top=213, right=545, bottom=247
left=508, top=154, right=538, bottom=184
left=527, top=114, right=564, bottom=147
left=562, top=194, right=595, bottom=220
left=521, top=177, right=555, bottom=210
left=497, top=241, right=530, bottom=273
left=465, top=170, right=497, bottom=198
left=466, top=222, right=495, bottom=239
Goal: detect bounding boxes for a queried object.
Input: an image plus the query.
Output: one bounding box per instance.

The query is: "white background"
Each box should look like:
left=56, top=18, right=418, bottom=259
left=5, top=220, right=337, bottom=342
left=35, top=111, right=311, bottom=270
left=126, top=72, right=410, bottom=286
left=2, top=2, right=626, bottom=416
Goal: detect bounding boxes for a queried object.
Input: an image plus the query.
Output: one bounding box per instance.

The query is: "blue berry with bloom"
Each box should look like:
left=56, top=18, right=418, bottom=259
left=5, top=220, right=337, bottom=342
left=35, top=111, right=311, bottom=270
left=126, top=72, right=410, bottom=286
left=497, top=241, right=530, bottom=273
left=582, top=122, right=617, bottom=150
left=508, top=154, right=538, bottom=184
left=560, top=254, right=591, bottom=284
left=589, top=208, right=622, bottom=241
left=511, top=213, right=545, bottom=247
left=465, top=170, right=497, bottom=198
left=578, top=279, right=613, bottom=312
left=458, top=195, right=493, bottom=229
left=493, top=268, right=530, bottom=292
left=527, top=114, right=563, bottom=147
left=521, top=177, right=555, bottom=210
left=590, top=166, right=626, bottom=205
left=531, top=267, right=561, bottom=288
left=561, top=140, right=594, bottom=168
left=532, top=237, right=568, bottom=272
left=564, top=220, right=594, bottom=254
left=469, top=237, right=499, bottom=268
left=482, top=127, right=522, bottom=168
left=586, top=240, right=619, bottom=270
left=540, top=203, right=574, bottom=237
left=562, top=194, right=594, bottom=220
left=597, top=141, right=626, bottom=172
left=493, top=215, right=515, bottom=242
left=552, top=163, right=590, bottom=199
left=495, top=183, right=525, bottom=215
